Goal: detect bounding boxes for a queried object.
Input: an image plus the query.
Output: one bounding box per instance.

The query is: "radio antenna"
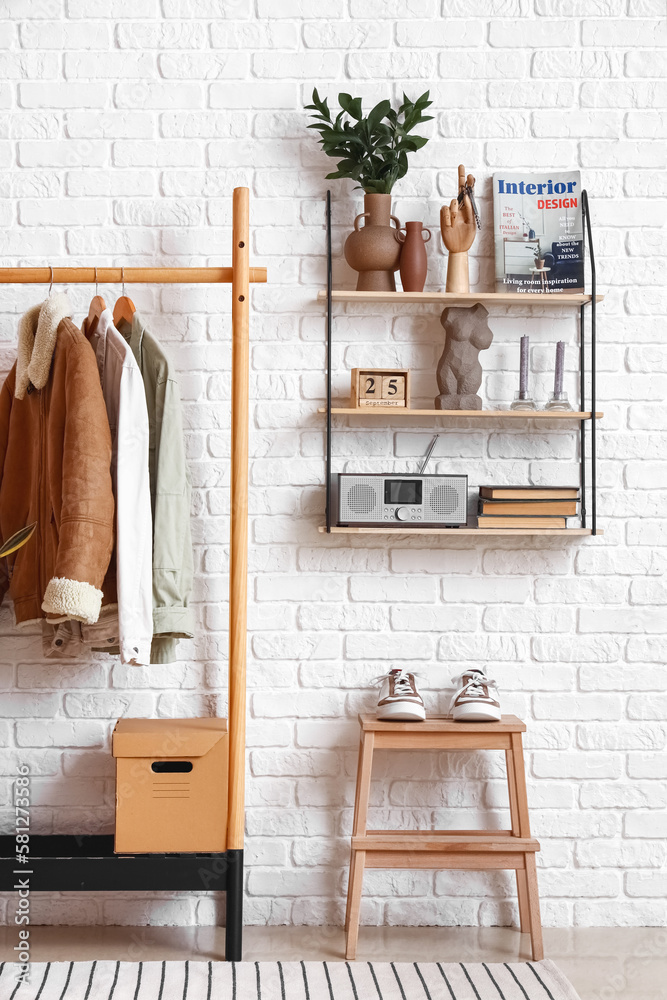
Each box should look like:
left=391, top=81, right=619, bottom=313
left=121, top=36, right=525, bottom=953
left=419, top=434, right=439, bottom=474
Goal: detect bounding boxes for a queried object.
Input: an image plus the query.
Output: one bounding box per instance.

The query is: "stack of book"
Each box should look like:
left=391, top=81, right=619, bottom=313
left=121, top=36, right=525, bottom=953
left=477, top=485, right=579, bottom=529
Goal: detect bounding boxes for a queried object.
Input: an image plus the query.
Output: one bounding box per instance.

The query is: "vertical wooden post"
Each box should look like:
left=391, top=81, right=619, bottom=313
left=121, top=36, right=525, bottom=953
left=228, top=187, right=250, bottom=853
left=506, top=748, right=530, bottom=934
left=346, top=728, right=375, bottom=958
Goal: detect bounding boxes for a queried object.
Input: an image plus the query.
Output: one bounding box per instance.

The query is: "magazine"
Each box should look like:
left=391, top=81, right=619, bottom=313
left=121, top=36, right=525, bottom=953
left=492, top=170, right=584, bottom=294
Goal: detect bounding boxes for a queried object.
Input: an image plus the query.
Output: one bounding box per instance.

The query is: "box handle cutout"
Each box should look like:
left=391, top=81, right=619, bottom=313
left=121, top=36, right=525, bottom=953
left=151, top=761, right=193, bottom=773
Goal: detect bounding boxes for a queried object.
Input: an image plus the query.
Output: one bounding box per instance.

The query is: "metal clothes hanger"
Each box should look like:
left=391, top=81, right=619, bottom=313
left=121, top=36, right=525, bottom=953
left=48, top=265, right=53, bottom=297
left=113, top=266, right=136, bottom=332
left=84, top=266, right=106, bottom=339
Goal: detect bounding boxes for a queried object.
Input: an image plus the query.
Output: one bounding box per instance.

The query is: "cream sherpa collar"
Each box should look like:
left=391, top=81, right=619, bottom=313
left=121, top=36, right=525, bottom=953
left=15, top=292, right=72, bottom=400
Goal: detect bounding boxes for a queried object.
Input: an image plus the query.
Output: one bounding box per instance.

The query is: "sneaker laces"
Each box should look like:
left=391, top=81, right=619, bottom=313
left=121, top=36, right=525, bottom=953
left=448, top=669, right=498, bottom=713
left=372, top=668, right=420, bottom=695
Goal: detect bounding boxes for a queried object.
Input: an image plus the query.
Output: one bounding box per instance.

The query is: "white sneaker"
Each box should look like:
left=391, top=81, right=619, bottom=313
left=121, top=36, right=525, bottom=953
left=449, top=668, right=501, bottom=723
left=376, top=668, right=426, bottom=722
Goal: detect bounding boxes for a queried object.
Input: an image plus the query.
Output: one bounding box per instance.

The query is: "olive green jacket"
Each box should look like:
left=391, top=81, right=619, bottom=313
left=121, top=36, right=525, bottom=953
left=124, top=313, right=194, bottom=663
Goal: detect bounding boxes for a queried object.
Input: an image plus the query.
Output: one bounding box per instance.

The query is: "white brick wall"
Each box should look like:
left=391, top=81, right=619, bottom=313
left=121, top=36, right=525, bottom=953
left=0, top=2, right=666, bottom=930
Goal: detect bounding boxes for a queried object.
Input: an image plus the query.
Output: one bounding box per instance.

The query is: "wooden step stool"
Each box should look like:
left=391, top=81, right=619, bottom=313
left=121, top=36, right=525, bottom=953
left=345, top=714, right=543, bottom=961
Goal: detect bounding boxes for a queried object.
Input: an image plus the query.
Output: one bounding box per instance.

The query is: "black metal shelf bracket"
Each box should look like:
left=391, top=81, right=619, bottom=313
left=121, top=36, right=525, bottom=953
left=325, top=189, right=333, bottom=533
left=323, top=191, right=598, bottom=536
left=581, top=189, right=597, bottom=535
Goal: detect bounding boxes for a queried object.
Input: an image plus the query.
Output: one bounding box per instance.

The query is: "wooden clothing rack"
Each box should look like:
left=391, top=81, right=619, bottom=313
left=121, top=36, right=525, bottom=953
left=0, top=187, right=265, bottom=962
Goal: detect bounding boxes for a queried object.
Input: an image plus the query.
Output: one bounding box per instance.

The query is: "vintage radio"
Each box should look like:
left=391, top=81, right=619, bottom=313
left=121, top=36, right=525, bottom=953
left=334, top=473, right=468, bottom=527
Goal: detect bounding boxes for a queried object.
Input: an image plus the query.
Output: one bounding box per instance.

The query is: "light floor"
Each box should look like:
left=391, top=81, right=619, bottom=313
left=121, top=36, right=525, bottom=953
left=0, top=925, right=664, bottom=999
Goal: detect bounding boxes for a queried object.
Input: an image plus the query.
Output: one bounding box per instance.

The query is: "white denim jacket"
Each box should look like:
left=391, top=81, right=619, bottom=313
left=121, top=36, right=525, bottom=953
left=88, top=310, right=153, bottom=666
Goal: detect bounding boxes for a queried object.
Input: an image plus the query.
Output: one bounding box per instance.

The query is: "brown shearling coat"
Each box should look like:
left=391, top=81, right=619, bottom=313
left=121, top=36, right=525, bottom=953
left=0, top=294, right=114, bottom=627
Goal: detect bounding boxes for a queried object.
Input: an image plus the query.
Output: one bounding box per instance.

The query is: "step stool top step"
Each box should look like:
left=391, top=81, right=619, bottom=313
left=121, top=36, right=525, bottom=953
left=358, top=714, right=526, bottom=733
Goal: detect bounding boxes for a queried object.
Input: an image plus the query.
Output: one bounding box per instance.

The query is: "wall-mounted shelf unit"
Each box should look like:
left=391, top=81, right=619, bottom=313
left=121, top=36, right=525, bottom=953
left=321, top=189, right=601, bottom=539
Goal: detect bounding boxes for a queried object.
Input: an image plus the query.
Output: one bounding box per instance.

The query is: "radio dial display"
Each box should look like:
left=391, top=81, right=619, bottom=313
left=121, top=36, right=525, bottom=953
left=384, top=479, right=422, bottom=505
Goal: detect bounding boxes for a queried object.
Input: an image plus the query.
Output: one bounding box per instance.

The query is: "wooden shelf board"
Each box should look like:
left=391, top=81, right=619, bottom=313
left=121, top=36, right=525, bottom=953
left=318, top=290, right=603, bottom=305
left=319, top=407, right=603, bottom=419
left=319, top=526, right=601, bottom=536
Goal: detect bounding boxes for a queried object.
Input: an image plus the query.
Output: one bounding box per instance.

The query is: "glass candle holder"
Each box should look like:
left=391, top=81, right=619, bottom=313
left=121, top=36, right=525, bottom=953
left=544, top=391, right=573, bottom=412
left=509, top=390, right=538, bottom=411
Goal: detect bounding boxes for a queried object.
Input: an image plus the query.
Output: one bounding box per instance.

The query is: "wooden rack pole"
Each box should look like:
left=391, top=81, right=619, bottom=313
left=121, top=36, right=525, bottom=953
left=228, top=187, right=250, bottom=854
left=0, top=266, right=266, bottom=284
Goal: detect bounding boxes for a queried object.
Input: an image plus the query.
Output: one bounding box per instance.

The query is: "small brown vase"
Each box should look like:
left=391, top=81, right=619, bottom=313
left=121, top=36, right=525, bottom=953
left=396, top=221, right=431, bottom=292
left=344, top=193, right=401, bottom=292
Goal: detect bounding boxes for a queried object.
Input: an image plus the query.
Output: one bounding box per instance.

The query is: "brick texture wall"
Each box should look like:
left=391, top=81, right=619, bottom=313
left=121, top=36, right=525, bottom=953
left=0, top=1, right=666, bottom=929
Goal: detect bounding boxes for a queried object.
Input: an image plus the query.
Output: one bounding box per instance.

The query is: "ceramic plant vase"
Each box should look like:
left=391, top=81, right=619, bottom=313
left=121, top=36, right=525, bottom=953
left=344, top=193, right=402, bottom=292
left=396, top=221, right=431, bottom=292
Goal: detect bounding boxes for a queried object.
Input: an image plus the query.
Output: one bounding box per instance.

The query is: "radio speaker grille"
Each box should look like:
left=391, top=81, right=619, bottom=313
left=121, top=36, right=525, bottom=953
left=346, top=483, right=377, bottom=515
left=428, top=483, right=462, bottom=517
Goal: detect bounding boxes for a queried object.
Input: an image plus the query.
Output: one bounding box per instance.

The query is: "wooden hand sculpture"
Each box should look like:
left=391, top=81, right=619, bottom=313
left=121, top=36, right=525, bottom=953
left=440, top=164, right=477, bottom=293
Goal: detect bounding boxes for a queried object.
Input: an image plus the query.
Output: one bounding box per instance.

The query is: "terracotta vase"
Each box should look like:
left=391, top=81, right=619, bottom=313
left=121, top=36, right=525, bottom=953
left=344, top=193, right=402, bottom=292
left=396, top=221, right=431, bottom=292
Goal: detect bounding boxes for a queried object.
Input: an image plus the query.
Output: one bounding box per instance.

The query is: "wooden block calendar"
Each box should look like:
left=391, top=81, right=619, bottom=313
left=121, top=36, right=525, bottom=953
left=350, top=368, right=410, bottom=409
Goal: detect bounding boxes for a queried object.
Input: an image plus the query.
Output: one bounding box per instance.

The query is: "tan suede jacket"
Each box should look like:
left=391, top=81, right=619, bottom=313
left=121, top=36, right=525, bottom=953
left=0, top=294, right=114, bottom=627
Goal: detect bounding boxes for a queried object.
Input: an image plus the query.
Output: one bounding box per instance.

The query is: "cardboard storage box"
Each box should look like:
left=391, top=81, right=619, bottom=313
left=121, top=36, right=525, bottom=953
left=113, top=718, right=228, bottom=854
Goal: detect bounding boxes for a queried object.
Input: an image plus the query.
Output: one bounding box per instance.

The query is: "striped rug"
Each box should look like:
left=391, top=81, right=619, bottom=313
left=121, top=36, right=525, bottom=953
left=0, top=959, right=582, bottom=1000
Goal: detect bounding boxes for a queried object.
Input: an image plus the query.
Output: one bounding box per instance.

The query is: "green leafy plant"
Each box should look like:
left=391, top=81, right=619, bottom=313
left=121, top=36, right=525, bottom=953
left=305, top=89, right=433, bottom=195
